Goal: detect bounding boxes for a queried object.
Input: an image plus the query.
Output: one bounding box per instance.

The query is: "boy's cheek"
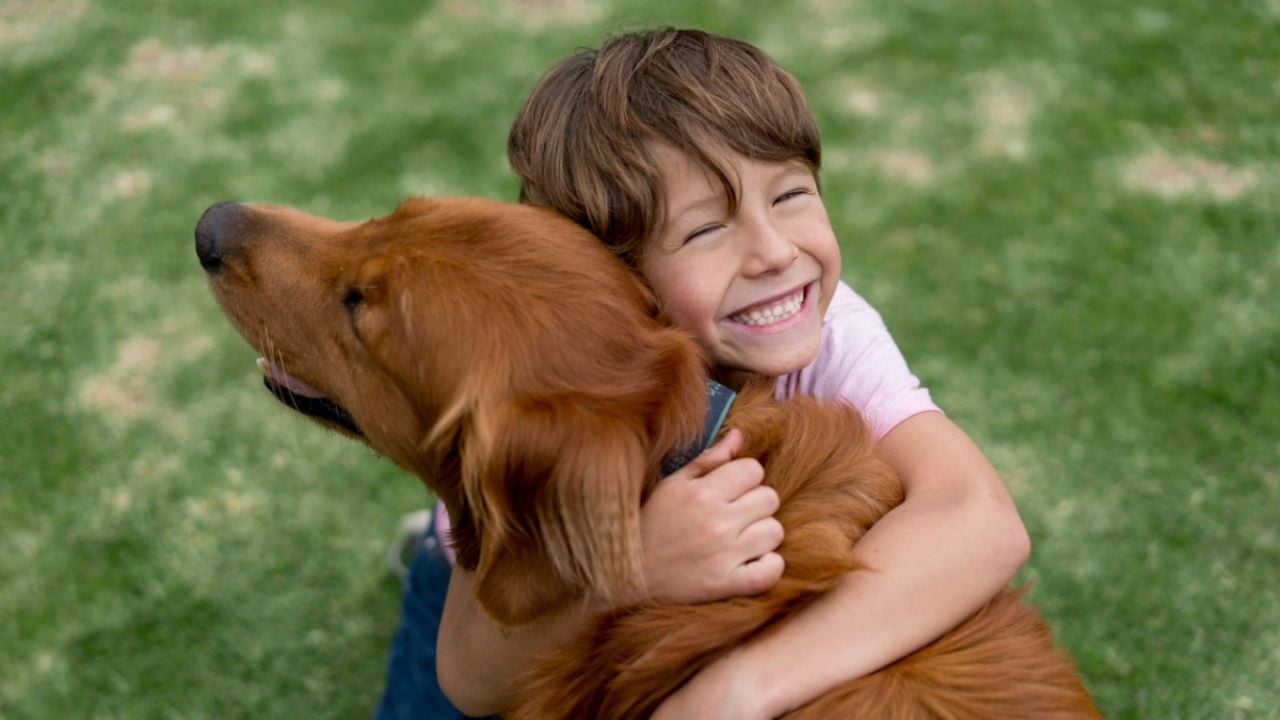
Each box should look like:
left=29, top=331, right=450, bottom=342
left=819, top=278, right=838, bottom=316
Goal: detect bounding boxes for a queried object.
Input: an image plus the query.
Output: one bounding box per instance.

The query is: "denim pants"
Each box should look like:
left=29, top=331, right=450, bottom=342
left=374, top=527, right=498, bottom=720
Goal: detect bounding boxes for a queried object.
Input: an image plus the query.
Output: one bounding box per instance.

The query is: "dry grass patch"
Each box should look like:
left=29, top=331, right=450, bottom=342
left=126, top=38, right=230, bottom=84
left=872, top=149, right=936, bottom=187
left=76, top=300, right=216, bottom=436
left=971, top=75, right=1035, bottom=160
left=1123, top=150, right=1260, bottom=201
left=103, top=169, right=152, bottom=201
left=837, top=77, right=884, bottom=118
left=0, top=0, right=88, bottom=51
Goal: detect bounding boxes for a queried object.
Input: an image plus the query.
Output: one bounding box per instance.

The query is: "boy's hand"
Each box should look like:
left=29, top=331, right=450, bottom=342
left=638, top=429, right=785, bottom=604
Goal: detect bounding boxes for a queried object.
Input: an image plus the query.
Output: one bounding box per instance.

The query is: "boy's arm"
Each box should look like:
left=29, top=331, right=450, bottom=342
left=437, top=566, right=604, bottom=716
left=652, top=411, right=1030, bottom=720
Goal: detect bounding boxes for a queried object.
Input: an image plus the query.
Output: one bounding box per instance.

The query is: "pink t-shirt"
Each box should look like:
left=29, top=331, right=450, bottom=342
left=775, top=280, right=939, bottom=441
left=432, top=280, right=939, bottom=560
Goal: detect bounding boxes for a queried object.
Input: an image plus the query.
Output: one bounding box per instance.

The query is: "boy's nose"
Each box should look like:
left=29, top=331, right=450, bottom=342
left=741, top=224, right=800, bottom=276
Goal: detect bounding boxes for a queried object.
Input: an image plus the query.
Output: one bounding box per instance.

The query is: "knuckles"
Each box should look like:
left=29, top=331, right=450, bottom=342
left=763, top=517, right=785, bottom=547
left=759, top=486, right=781, bottom=514
left=740, top=554, right=786, bottom=595
left=734, top=458, right=766, bottom=484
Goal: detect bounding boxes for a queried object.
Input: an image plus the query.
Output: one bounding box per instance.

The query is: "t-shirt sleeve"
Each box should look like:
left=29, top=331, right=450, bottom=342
left=774, top=281, right=941, bottom=442
left=434, top=500, right=457, bottom=565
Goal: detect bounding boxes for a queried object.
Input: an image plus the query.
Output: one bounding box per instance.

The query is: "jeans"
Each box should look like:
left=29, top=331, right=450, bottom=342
left=374, top=523, right=498, bottom=720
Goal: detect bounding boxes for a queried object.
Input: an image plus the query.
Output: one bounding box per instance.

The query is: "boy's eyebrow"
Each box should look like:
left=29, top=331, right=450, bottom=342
left=775, top=162, right=816, bottom=183
left=667, top=194, right=724, bottom=225
left=664, top=162, right=814, bottom=230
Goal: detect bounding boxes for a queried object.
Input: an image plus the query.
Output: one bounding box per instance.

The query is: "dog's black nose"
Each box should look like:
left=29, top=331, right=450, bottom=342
left=195, top=201, right=244, bottom=273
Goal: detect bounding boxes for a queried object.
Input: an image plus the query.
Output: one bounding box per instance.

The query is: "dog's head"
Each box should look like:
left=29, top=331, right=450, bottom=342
left=196, top=197, right=706, bottom=624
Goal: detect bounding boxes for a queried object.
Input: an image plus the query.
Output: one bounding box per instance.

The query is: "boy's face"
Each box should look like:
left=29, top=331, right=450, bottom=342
left=639, top=146, right=841, bottom=380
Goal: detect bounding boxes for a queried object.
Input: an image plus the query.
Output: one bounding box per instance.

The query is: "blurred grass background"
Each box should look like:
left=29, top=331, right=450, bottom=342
left=2, top=0, right=1277, bottom=717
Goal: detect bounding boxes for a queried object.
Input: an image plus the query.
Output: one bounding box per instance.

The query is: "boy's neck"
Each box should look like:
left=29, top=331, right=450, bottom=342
left=715, top=368, right=770, bottom=393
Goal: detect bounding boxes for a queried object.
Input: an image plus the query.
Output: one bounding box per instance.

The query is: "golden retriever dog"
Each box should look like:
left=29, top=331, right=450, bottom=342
left=196, top=197, right=1101, bottom=718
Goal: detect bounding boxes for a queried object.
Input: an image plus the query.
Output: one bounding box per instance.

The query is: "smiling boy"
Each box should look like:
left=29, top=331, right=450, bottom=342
left=377, top=27, right=1029, bottom=720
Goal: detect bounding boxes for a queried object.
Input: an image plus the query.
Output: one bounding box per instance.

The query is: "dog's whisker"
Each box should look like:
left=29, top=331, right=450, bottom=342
left=273, top=343, right=304, bottom=414
left=264, top=328, right=299, bottom=414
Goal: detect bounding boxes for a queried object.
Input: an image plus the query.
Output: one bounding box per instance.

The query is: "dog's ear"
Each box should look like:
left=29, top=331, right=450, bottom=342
left=460, top=395, right=650, bottom=626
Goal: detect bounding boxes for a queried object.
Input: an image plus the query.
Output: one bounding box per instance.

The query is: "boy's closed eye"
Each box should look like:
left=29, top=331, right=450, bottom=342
left=684, top=223, right=725, bottom=244
left=681, top=187, right=814, bottom=244
left=775, top=187, right=814, bottom=204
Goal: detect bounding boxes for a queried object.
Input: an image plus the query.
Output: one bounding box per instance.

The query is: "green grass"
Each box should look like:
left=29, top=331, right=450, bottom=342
left=2, top=0, right=1276, bottom=717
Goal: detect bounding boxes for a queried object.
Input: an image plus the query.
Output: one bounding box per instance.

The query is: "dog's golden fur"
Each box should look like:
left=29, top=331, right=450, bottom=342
left=198, top=197, right=1101, bottom=718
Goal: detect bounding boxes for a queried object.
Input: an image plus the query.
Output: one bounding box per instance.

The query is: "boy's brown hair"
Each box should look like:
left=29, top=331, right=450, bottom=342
left=507, top=27, right=822, bottom=266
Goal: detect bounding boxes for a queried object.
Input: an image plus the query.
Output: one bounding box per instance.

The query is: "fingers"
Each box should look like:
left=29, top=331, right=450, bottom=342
left=734, top=484, right=781, bottom=523
left=665, top=429, right=765, bottom=503
left=728, top=551, right=786, bottom=596
left=675, top=428, right=744, bottom=479
left=641, top=427, right=788, bottom=602
left=726, top=513, right=784, bottom=597
left=737, top=514, right=785, bottom=558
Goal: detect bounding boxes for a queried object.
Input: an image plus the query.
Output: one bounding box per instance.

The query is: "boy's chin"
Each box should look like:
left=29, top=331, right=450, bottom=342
left=718, top=344, right=821, bottom=384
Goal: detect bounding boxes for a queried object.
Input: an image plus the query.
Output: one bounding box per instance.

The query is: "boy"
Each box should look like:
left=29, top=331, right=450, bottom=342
left=378, top=27, right=1028, bottom=719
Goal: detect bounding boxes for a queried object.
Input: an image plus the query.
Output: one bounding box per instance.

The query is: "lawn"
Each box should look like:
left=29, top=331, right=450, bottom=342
left=2, top=0, right=1277, bottom=718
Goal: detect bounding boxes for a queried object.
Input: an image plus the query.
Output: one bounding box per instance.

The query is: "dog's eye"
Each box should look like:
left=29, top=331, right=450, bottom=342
left=342, top=287, right=364, bottom=312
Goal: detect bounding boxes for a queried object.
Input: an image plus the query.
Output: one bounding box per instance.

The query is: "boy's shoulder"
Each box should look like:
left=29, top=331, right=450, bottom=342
left=782, top=280, right=938, bottom=441
left=777, top=280, right=885, bottom=397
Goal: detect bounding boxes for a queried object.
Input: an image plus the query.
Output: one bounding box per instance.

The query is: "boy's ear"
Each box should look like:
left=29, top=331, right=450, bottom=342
left=461, top=397, right=650, bottom=626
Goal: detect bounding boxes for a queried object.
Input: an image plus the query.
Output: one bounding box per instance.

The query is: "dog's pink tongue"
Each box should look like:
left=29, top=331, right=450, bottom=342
left=256, top=358, right=325, bottom=398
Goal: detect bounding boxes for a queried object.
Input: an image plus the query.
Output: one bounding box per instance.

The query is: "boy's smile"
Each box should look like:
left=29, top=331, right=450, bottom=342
left=726, top=285, right=807, bottom=326
left=640, top=146, right=841, bottom=383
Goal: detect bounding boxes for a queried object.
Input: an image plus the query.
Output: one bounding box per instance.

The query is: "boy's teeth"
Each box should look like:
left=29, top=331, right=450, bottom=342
left=730, top=289, right=804, bottom=326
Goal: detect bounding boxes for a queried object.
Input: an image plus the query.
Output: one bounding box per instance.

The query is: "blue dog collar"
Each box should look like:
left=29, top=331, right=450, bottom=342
left=660, top=379, right=737, bottom=477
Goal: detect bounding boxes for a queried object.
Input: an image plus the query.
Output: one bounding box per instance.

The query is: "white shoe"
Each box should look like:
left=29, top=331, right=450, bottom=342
left=386, top=508, right=434, bottom=582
